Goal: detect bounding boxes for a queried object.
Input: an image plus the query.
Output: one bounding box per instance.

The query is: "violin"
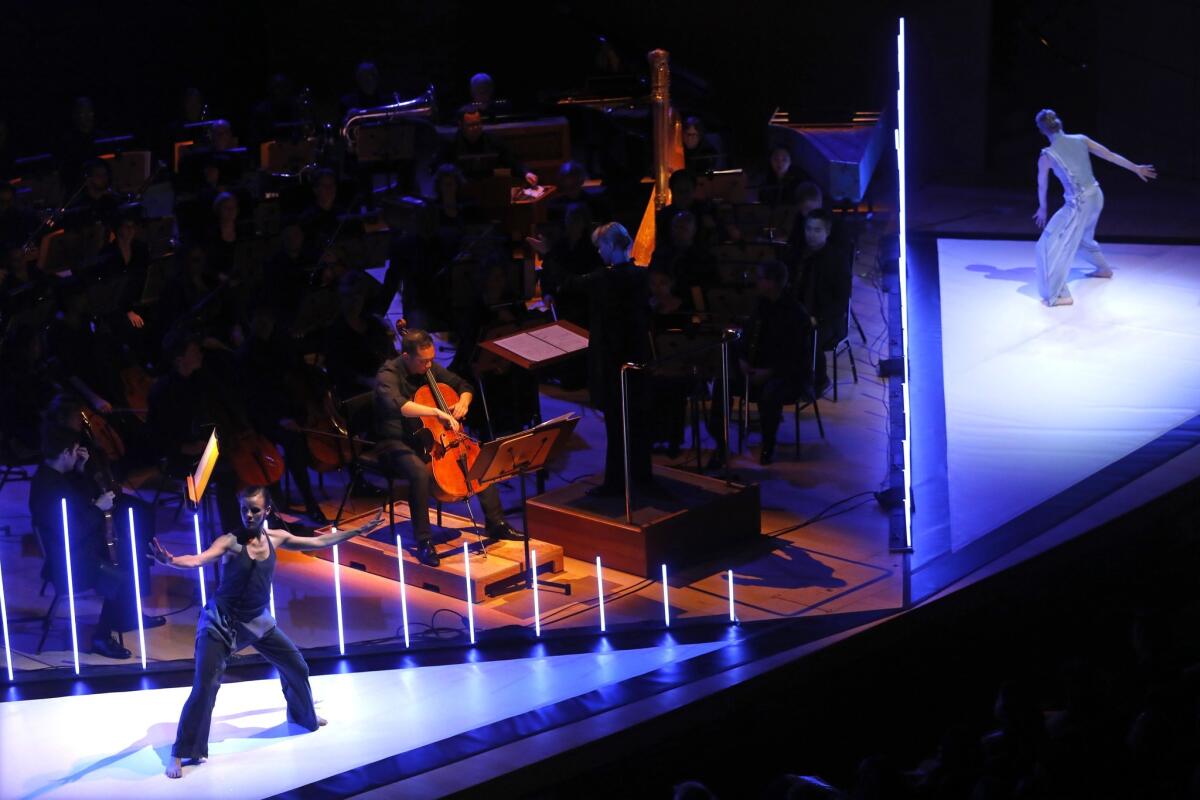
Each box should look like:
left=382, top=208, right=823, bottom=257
left=395, top=319, right=485, bottom=502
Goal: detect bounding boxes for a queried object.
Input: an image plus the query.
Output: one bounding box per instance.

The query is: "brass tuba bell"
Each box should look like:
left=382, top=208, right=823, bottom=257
left=340, top=85, right=437, bottom=153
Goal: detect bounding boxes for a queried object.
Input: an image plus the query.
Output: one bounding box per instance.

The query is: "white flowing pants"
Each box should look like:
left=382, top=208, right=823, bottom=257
left=1035, top=183, right=1111, bottom=303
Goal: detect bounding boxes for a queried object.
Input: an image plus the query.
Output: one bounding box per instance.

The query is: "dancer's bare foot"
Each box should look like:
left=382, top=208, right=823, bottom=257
left=1047, top=294, right=1074, bottom=307
left=165, top=757, right=183, bottom=779
left=317, top=715, right=328, bottom=727
left=1087, top=268, right=1113, bottom=278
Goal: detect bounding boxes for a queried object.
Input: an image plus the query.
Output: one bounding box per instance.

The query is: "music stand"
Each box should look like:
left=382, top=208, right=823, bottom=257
left=468, top=414, right=578, bottom=594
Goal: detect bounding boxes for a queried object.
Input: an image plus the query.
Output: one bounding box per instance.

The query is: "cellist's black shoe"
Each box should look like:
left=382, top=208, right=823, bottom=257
left=484, top=522, right=524, bottom=542
left=415, top=541, right=441, bottom=567
left=91, top=636, right=131, bottom=659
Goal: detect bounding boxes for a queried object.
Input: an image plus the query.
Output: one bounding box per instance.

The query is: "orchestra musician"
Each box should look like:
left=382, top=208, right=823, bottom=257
left=542, top=222, right=654, bottom=495
left=29, top=421, right=163, bottom=660
left=153, top=486, right=385, bottom=779
left=374, top=328, right=523, bottom=567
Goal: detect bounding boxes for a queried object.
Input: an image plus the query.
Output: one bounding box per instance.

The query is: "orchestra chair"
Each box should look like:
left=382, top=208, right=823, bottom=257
left=825, top=298, right=859, bottom=402
left=736, top=330, right=825, bottom=459
left=331, top=392, right=448, bottom=545
left=30, top=523, right=123, bottom=654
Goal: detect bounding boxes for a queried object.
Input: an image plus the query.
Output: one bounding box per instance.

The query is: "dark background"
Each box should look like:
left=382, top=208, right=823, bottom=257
left=2, top=0, right=1195, bottom=187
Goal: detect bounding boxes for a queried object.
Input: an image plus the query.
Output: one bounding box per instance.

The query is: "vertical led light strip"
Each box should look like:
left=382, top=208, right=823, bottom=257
left=463, top=543, right=475, bottom=644
left=269, top=584, right=276, bottom=619
left=531, top=550, right=541, bottom=637
left=595, top=556, right=606, bottom=633
left=192, top=513, right=206, bottom=606
left=661, top=563, right=670, bottom=628
left=0, top=556, right=13, bottom=681
left=128, top=508, right=147, bottom=669
left=727, top=569, right=736, bottom=623
left=896, top=16, right=913, bottom=548
left=332, top=536, right=345, bottom=656
left=395, top=535, right=410, bottom=648
left=60, top=499, right=80, bottom=675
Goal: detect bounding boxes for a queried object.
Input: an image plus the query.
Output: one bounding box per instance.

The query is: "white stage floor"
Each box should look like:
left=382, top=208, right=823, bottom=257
left=0, top=641, right=725, bottom=799
left=937, top=238, right=1200, bottom=550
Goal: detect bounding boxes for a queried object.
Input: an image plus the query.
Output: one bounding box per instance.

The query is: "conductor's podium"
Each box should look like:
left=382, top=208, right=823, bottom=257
left=305, top=506, right=564, bottom=604
left=525, top=466, right=761, bottom=578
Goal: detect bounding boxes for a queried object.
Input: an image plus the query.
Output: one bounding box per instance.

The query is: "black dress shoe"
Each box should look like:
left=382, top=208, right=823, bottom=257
left=415, top=541, right=440, bottom=567
left=485, top=522, right=524, bottom=542
left=142, top=615, right=167, bottom=630
left=91, top=636, right=132, bottom=659
left=586, top=483, right=623, bottom=498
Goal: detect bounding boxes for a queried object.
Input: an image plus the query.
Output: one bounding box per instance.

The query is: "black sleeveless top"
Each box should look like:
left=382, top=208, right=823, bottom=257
left=200, top=531, right=277, bottom=646
left=215, top=531, right=275, bottom=621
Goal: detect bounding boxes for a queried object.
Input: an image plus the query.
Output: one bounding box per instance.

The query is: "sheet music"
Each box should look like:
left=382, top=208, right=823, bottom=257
left=529, top=324, right=589, bottom=353
left=492, top=332, right=564, bottom=363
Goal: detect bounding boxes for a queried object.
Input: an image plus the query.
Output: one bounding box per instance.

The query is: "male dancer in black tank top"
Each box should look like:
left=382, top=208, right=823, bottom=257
left=151, top=485, right=384, bottom=779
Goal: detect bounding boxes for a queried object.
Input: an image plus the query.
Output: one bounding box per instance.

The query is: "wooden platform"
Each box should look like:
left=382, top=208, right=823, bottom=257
left=525, top=466, right=761, bottom=577
left=305, top=506, right=565, bottom=603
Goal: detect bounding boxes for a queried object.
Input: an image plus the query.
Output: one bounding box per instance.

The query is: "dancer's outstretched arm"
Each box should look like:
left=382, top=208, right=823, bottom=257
left=152, top=534, right=232, bottom=568
left=274, top=510, right=386, bottom=551
left=1085, top=138, right=1157, bottom=181
left=1033, top=154, right=1051, bottom=228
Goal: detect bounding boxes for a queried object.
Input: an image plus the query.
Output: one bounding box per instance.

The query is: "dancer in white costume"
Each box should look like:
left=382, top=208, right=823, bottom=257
left=1032, top=109, right=1156, bottom=306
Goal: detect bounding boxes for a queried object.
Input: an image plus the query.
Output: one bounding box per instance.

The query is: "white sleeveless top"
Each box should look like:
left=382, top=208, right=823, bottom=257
left=1042, top=132, right=1098, bottom=200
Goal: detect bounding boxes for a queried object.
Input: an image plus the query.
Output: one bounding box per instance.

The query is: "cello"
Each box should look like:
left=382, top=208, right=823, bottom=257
left=395, top=320, right=486, bottom=503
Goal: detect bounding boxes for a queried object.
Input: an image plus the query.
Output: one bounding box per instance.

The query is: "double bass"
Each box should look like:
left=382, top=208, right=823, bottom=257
left=396, top=320, right=485, bottom=502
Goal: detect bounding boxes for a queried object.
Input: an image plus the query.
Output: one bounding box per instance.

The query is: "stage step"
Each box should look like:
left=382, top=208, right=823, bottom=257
left=306, top=505, right=565, bottom=603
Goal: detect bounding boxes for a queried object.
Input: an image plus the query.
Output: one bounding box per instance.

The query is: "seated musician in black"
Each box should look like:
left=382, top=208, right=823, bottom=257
left=237, top=304, right=328, bottom=523
left=533, top=202, right=603, bottom=329
left=374, top=329, right=522, bottom=567
left=148, top=332, right=241, bottom=531
left=339, top=61, right=388, bottom=117
left=759, top=146, right=809, bottom=207
left=789, top=209, right=851, bottom=396
left=63, top=159, right=120, bottom=232
left=545, top=161, right=610, bottom=226
left=0, top=180, right=40, bottom=251
left=682, top=117, right=723, bottom=173
left=649, top=210, right=719, bottom=310
left=299, top=169, right=362, bottom=252
left=434, top=109, right=537, bottom=187
left=153, top=486, right=385, bottom=779
left=655, top=169, right=717, bottom=251
left=28, top=422, right=162, bottom=659
left=457, top=72, right=511, bottom=121
left=709, top=261, right=815, bottom=467
left=56, top=96, right=100, bottom=193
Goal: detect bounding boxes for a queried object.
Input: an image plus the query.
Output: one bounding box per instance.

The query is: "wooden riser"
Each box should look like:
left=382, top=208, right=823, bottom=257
left=306, top=506, right=565, bottom=603
left=525, top=465, right=761, bottom=578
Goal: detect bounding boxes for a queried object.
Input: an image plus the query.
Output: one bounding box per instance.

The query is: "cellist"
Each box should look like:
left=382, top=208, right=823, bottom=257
left=375, top=328, right=522, bottom=567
